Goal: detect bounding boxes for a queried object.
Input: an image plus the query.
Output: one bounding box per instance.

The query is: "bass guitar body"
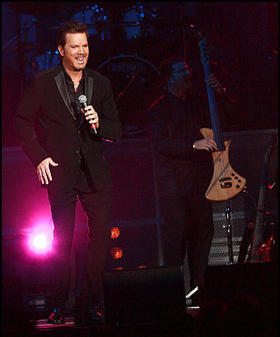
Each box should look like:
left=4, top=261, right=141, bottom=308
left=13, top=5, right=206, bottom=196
left=200, top=127, right=246, bottom=201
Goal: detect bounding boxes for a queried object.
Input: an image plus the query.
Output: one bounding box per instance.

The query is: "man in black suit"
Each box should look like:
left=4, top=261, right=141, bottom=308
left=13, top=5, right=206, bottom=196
left=15, top=21, right=122, bottom=325
left=148, top=57, right=235, bottom=306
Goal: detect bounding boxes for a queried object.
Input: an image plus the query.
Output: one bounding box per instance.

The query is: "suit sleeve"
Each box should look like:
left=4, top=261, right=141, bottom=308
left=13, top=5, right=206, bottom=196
left=148, top=109, right=197, bottom=159
left=14, top=78, right=49, bottom=167
left=96, top=77, right=122, bottom=141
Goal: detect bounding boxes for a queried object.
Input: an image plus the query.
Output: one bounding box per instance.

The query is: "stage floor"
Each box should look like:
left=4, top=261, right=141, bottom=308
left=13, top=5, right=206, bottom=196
left=28, top=309, right=197, bottom=337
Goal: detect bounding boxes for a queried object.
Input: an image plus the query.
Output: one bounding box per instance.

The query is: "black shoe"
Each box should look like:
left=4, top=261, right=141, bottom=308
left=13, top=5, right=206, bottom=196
left=47, top=309, right=65, bottom=324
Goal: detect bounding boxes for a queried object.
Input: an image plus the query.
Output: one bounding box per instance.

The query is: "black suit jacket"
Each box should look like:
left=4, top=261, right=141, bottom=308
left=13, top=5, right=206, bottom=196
left=15, top=64, right=122, bottom=192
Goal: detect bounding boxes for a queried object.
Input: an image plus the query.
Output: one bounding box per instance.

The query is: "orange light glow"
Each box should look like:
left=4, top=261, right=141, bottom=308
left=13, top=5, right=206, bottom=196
left=111, top=226, right=120, bottom=239
left=110, top=246, right=123, bottom=259
left=138, top=265, right=147, bottom=269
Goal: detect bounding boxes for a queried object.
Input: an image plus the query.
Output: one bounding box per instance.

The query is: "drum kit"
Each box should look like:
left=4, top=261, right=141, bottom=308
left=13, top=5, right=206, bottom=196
left=27, top=3, right=190, bottom=137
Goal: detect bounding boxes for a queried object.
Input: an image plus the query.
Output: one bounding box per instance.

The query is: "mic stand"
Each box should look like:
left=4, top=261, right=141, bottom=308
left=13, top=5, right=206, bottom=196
left=115, top=74, right=136, bottom=103
left=223, top=199, right=234, bottom=264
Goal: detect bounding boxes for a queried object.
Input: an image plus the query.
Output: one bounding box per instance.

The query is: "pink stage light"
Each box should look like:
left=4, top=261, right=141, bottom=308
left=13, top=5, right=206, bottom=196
left=28, top=225, right=53, bottom=254
left=32, top=234, right=47, bottom=250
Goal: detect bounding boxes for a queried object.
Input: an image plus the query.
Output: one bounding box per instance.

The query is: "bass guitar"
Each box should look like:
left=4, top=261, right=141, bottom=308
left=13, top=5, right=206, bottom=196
left=198, top=36, right=246, bottom=201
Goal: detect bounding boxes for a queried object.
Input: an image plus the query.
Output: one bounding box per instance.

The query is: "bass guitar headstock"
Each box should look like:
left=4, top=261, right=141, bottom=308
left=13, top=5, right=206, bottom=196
left=185, top=24, right=210, bottom=67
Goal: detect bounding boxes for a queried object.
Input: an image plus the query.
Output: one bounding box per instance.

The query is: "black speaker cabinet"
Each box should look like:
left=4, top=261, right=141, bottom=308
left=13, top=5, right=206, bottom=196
left=102, top=266, right=186, bottom=325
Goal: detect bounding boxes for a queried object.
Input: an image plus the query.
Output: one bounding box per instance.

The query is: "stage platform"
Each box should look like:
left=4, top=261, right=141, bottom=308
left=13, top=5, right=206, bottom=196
left=3, top=310, right=196, bottom=337
left=2, top=263, right=278, bottom=337
left=31, top=310, right=196, bottom=337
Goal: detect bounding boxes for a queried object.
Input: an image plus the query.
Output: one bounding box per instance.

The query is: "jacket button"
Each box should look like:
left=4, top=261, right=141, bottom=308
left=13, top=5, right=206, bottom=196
left=76, top=150, right=80, bottom=155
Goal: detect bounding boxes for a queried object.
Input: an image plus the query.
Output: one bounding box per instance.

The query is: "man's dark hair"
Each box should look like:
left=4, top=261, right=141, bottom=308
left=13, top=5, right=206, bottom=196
left=56, top=21, right=88, bottom=48
left=159, top=57, right=192, bottom=84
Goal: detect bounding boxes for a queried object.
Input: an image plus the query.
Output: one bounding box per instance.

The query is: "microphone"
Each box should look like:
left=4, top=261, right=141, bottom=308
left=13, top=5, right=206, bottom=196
left=78, top=95, right=97, bottom=134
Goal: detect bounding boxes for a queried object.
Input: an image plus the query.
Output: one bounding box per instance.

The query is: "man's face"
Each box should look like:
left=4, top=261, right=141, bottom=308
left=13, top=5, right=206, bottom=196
left=58, top=32, right=89, bottom=72
left=170, top=61, right=192, bottom=91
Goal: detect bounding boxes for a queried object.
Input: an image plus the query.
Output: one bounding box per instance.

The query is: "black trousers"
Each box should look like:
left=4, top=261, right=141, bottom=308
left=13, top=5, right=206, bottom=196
left=159, top=194, right=214, bottom=289
left=47, top=167, right=111, bottom=310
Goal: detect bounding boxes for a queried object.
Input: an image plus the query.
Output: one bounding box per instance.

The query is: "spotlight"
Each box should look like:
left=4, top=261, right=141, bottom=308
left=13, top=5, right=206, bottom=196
left=110, top=247, right=123, bottom=259
left=32, top=234, right=47, bottom=250
left=28, top=225, right=53, bottom=254
left=111, top=226, right=120, bottom=240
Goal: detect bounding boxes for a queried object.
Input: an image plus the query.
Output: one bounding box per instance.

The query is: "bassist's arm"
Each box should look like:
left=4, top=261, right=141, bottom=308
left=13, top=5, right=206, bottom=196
left=148, top=111, right=197, bottom=158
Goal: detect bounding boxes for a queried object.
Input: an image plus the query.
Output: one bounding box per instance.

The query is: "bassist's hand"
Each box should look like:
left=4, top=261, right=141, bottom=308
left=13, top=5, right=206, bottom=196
left=193, top=138, right=217, bottom=152
left=207, top=73, right=225, bottom=95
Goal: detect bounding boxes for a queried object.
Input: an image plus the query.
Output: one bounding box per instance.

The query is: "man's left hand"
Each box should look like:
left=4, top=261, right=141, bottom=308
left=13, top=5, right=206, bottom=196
left=82, top=105, right=99, bottom=128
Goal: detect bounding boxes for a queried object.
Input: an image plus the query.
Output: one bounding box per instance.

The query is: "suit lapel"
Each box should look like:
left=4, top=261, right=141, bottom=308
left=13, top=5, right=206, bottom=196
left=54, top=70, right=77, bottom=120
left=85, top=75, right=94, bottom=104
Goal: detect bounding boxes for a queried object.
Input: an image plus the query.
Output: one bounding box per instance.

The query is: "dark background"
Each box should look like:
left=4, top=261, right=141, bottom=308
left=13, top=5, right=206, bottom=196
left=2, top=1, right=279, bottom=145
left=1, top=1, right=278, bottom=267
left=1, top=4, right=278, bottom=316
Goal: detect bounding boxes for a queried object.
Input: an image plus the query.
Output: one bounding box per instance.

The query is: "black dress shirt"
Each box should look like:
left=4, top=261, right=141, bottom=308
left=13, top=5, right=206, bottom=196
left=63, top=67, right=95, bottom=192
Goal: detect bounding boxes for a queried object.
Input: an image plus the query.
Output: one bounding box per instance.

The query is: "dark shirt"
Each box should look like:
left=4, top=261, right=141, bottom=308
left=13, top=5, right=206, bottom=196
left=148, top=91, right=233, bottom=197
left=63, top=67, right=86, bottom=127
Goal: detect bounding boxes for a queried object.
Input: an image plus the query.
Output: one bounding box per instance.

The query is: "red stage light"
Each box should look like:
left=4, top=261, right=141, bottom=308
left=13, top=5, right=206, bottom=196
left=138, top=265, right=147, bottom=269
left=111, top=226, right=120, bottom=239
left=110, top=247, right=123, bottom=259
left=268, top=182, right=275, bottom=190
